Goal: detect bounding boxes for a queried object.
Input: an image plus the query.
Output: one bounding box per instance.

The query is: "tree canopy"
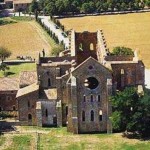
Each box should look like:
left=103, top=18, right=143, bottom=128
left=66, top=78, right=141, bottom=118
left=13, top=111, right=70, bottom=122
left=36, top=0, right=148, bottom=15
left=111, top=46, right=134, bottom=56
left=0, top=47, right=11, bottom=62
left=110, top=87, right=150, bottom=138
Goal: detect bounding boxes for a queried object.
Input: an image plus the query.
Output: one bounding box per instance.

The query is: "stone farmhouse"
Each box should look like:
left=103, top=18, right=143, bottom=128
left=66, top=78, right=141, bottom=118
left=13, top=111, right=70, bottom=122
left=3, top=0, right=32, bottom=11
left=0, top=30, right=145, bottom=134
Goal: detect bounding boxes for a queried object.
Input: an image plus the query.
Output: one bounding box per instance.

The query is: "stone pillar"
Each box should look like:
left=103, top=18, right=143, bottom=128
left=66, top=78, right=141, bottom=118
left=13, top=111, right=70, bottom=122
left=71, top=76, right=78, bottom=134
left=56, top=67, right=60, bottom=77
left=121, top=69, right=125, bottom=89
left=106, top=79, right=112, bottom=134
left=56, top=100, right=62, bottom=127
left=36, top=102, right=42, bottom=127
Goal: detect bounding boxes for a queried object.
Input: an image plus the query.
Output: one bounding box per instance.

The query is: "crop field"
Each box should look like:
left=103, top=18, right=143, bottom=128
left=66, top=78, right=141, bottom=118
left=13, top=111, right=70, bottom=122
left=59, top=12, right=150, bottom=68
left=0, top=18, right=52, bottom=60
left=0, top=127, right=150, bottom=150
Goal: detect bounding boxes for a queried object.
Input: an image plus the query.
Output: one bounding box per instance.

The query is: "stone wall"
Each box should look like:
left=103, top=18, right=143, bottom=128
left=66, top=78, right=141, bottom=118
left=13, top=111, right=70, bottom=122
left=70, top=58, right=112, bottom=133
left=17, top=90, right=38, bottom=126
left=13, top=3, right=30, bottom=12
left=111, top=61, right=145, bottom=89
left=105, top=55, right=133, bottom=61
left=40, top=101, right=57, bottom=126
left=75, top=32, right=98, bottom=64
left=37, top=64, right=71, bottom=89
left=0, top=91, right=18, bottom=112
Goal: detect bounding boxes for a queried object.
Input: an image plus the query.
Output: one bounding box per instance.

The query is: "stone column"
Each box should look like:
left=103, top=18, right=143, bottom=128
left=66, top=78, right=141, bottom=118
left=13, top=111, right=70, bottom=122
left=106, top=79, right=112, bottom=134
left=56, top=100, right=62, bottom=127
left=36, top=102, right=42, bottom=127
left=71, top=76, right=78, bottom=134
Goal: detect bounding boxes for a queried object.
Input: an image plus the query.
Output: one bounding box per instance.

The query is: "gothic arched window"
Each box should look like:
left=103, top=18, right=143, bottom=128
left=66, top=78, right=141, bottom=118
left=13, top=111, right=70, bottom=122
left=91, top=110, right=94, bottom=121
left=82, top=111, right=85, bottom=121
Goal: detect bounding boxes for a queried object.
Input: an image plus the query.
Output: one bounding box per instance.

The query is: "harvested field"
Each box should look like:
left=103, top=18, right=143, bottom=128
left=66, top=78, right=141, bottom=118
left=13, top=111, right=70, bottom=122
left=59, top=12, right=150, bottom=68
left=0, top=19, right=52, bottom=60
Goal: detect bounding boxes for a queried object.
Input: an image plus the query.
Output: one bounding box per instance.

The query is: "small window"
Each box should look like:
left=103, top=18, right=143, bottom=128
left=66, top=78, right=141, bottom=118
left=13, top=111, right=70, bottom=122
left=99, top=110, right=102, bottom=121
left=98, top=95, right=100, bottom=102
left=45, top=109, right=48, bottom=117
left=13, top=106, right=16, bottom=111
left=53, top=116, right=57, bottom=125
left=79, top=43, right=83, bottom=51
left=48, top=78, right=51, bottom=87
left=28, top=114, right=32, bottom=120
left=90, top=43, right=94, bottom=50
left=7, top=96, right=11, bottom=101
left=82, top=111, right=85, bottom=121
left=91, top=110, right=94, bottom=121
left=28, top=101, right=30, bottom=108
left=83, top=95, right=86, bottom=102
left=47, top=71, right=50, bottom=75
left=91, top=95, right=93, bottom=102
left=66, top=106, right=68, bottom=116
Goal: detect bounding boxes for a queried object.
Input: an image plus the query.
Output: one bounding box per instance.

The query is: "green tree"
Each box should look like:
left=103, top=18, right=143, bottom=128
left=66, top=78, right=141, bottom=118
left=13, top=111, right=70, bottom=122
left=121, top=2, right=127, bottom=11
left=81, top=3, right=91, bottom=13
left=0, top=47, right=11, bottom=63
left=45, top=1, right=56, bottom=15
left=102, top=2, right=109, bottom=11
left=29, top=0, right=39, bottom=20
left=146, top=0, right=150, bottom=7
left=111, top=46, right=134, bottom=56
left=110, top=87, right=150, bottom=138
left=55, top=0, right=65, bottom=14
left=0, top=63, right=9, bottom=77
left=51, top=45, right=64, bottom=56
left=96, top=1, right=103, bottom=12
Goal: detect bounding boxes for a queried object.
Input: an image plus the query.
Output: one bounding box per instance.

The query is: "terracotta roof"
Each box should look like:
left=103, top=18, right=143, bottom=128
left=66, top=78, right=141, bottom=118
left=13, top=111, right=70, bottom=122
left=19, top=71, right=37, bottom=88
left=0, top=77, right=19, bottom=91
left=16, top=83, right=39, bottom=98
left=13, top=0, right=32, bottom=4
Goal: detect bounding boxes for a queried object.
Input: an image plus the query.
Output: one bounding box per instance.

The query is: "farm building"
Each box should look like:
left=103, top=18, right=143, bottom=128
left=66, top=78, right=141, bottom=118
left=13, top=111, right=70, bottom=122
left=3, top=0, right=32, bottom=11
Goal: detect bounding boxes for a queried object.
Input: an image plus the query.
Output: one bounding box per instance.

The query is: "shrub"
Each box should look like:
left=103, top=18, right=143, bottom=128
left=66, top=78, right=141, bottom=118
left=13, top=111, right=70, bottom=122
left=111, top=46, right=134, bottom=56
left=51, top=45, right=64, bottom=56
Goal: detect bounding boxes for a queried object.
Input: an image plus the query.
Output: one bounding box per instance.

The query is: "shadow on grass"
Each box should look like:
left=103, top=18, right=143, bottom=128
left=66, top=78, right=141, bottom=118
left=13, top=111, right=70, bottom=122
left=6, top=72, right=15, bottom=76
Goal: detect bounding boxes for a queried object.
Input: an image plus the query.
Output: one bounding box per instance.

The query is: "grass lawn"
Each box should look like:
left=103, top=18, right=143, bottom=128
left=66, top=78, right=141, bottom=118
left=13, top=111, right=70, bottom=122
left=0, top=17, right=55, bottom=60
left=5, top=135, right=33, bottom=150
left=0, top=136, right=5, bottom=146
left=0, top=63, right=36, bottom=77
left=59, top=12, right=150, bottom=68
left=1, top=127, right=150, bottom=150
left=37, top=127, right=150, bottom=150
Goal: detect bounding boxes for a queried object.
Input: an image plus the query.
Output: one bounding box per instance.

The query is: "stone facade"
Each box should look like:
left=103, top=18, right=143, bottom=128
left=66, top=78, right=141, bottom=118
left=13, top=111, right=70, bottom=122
left=0, top=78, right=19, bottom=116
left=1, top=30, right=144, bottom=134
left=13, top=0, right=32, bottom=12
left=17, top=83, right=39, bottom=125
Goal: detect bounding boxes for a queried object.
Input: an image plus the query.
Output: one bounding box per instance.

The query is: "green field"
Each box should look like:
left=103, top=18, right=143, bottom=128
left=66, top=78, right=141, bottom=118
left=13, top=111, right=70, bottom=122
left=0, top=63, right=36, bottom=77
left=59, top=12, right=150, bottom=68
left=1, top=127, right=149, bottom=150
